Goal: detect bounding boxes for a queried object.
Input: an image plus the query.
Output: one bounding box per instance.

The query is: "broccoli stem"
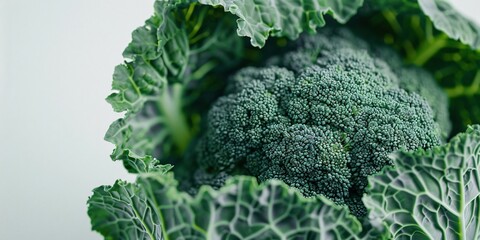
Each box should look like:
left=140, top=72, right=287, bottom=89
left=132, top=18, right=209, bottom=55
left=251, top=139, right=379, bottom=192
left=158, top=83, right=192, bottom=153
left=408, top=34, right=448, bottom=66
left=382, top=11, right=402, bottom=34
left=445, top=70, right=480, bottom=98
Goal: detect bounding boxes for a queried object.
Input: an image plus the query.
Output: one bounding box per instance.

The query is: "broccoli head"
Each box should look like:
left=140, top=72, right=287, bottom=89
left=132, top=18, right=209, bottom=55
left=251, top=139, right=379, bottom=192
left=270, top=28, right=451, bottom=138
left=192, top=30, right=449, bottom=216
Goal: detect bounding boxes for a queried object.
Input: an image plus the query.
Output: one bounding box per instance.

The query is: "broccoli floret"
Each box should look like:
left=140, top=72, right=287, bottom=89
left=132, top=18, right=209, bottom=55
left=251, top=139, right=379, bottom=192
left=196, top=68, right=292, bottom=172
left=258, top=124, right=351, bottom=203
left=365, top=43, right=451, bottom=137
left=396, top=67, right=451, bottom=137
left=270, top=28, right=451, bottom=138
left=193, top=30, right=448, bottom=216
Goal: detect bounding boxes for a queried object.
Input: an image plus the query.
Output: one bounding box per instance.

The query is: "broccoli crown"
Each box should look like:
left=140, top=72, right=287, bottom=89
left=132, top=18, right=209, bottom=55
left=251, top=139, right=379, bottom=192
left=270, top=28, right=451, bottom=137
left=194, top=29, right=448, bottom=216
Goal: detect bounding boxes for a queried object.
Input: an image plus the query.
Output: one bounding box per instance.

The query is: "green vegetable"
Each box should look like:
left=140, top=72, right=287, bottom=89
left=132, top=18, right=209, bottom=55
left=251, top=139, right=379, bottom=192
left=89, top=174, right=364, bottom=239
left=193, top=32, right=446, bottom=216
left=88, top=0, right=480, bottom=239
left=198, top=0, right=363, bottom=47
left=364, top=125, right=480, bottom=240
left=360, top=0, right=480, bottom=134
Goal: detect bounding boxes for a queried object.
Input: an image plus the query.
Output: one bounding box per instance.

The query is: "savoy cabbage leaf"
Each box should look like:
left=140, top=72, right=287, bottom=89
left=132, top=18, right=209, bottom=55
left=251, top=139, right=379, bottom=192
left=364, top=125, right=480, bottom=239
left=106, top=12, right=187, bottom=113
left=198, top=0, right=364, bottom=47
left=419, top=0, right=480, bottom=49
left=88, top=175, right=364, bottom=240
left=88, top=180, right=164, bottom=240
left=104, top=2, right=244, bottom=171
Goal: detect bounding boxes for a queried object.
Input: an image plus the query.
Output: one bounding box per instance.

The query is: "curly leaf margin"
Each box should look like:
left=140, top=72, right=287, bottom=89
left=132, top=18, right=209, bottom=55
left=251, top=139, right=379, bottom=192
left=199, top=0, right=364, bottom=47
left=419, top=0, right=480, bottom=50
left=89, top=174, right=366, bottom=240
left=364, top=125, right=480, bottom=239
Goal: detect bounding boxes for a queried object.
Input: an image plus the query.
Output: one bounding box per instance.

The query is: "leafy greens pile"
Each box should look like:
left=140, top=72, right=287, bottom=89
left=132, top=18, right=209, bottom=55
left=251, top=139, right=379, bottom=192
left=88, top=0, right=480, bottom=239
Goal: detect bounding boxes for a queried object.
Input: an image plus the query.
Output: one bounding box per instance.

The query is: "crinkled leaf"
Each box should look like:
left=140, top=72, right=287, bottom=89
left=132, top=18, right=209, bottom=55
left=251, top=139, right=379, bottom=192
left=106, top=2, right=247, bottom=172
left=106, top=58, right=167, bottom=113
left=87, top=180, right=164, bottom=240
left=364, top=125, right=480, bottom=239
left=419, top=0, right=480, bottom=50
left=123, top=18, right=162, bottom=60
left=104, top=102, right=173, bottom=173
left=198, top=0, right=364, bottom=47
left=89, top=175, right=364, bottom=240
left=87, top=165, right=173, bottom=240
left=107, top=12, right=188, bottom=113
left=157, top=176, right=363, bottom=239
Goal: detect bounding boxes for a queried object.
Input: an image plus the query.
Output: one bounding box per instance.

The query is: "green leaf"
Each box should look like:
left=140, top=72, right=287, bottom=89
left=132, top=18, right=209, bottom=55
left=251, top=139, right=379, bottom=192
left=107, top=13, right=188, bottom=114
left=161, top=176, right=363, bottom=239
left=89, top=174, right=364, bottom=240
left=198, top=0, right=364, bottom=47
left=105, top=3, right=247, bottom=171
left=418, top=0, right=480, bottom=50
left=364, top=125, right=480, bottom=239
left=123, top=19, right=162, bottom=60
left=87, top=180, right=164, bottom=240
left=87, top=165, right=174, bottom=240
left=106, top=59, right=166, bottom=113
left=104, top=102, right=174, bottom=173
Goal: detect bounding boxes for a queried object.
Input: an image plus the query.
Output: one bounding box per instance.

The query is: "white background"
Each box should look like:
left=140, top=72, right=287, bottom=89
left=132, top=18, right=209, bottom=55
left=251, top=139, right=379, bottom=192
left=0, top=1, right=479, bottom=239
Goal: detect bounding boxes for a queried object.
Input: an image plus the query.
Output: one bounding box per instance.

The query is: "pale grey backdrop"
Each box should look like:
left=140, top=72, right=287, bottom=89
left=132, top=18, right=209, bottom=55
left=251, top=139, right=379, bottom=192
left=0, top=1, right=479, bottom=239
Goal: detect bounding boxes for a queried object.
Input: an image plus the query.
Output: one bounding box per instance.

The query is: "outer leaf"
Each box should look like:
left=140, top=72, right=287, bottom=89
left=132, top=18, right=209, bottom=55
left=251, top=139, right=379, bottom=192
left=107, top=14, right=187, bottom=113
left=89, top=174, right=364, bottom=240
left=141, top=176, right=361, bottom=239
left=419, top=0, right=480, bottom=50
left=88, top=180, right=164, bottom=240
left=106, top=2, right=249, bottom=171
left=198, top=0, right=364, bottom=47
left=138, top=174, right=202, bottom=239
left=104, top=102, right=172, bottom=173
left=364, top=125, right=480, bottom=239
left=88, top=165, right=174, bottom=240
